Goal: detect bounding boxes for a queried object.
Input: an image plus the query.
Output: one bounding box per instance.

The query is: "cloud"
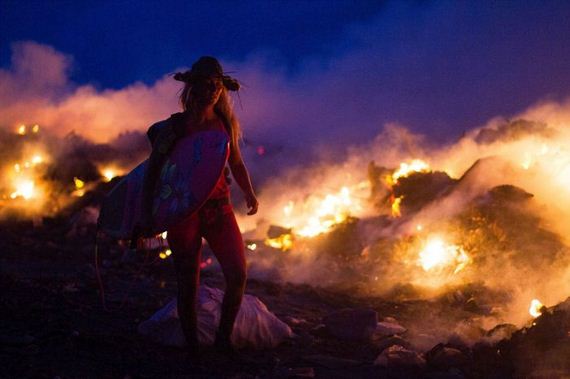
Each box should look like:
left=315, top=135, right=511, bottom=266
left=0, top=41, right=179, bottom=142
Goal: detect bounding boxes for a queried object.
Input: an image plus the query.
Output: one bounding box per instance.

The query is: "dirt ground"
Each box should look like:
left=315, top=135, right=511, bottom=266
left=1, top=217, right=567, bottom=379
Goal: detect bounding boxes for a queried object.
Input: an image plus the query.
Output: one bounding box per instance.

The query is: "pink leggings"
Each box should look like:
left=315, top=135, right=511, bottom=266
left=167, top=199, right=246, bottom=346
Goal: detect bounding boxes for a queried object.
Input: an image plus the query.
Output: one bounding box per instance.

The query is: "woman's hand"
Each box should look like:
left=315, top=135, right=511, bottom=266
left=245, top=191, right=259, bottom=215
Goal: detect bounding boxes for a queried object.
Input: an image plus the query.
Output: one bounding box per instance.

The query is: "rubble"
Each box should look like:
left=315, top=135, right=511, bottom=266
left=323, top=308, right=378, bottom=341
left=375, top=320, right=407, bottom=337
left=425, top=343, right=470, bottom=370
left=2, top=122, right=570, bottom=378
left=374, top=345, right=426, bottom=368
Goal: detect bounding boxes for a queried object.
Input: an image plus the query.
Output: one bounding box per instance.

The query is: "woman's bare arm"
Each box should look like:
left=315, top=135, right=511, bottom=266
left=228, top=143, right=258, bottom=215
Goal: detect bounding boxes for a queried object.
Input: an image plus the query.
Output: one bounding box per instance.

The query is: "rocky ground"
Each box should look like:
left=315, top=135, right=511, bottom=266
left=2, top=214, right=570, bottom=379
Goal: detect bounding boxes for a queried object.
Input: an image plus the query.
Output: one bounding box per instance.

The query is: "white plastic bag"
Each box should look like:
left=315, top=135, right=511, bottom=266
left=138, top=285, right=293, bottom=348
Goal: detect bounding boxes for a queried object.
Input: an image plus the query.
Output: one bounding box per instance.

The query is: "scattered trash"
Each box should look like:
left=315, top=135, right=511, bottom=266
left=426, top=343, right=469, bottom=370
left=138, top=285, right=293, bottom=348
left=375, top=321, right=406, bottom=337
left=323, top=308, right=378, bottom=341
left=374, top=345, right=426, bottom=368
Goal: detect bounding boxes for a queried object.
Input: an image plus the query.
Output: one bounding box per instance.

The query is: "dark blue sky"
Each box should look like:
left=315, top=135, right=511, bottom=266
left=1, top=0, right=386, bottom=88
left=2, top=1, right=570, bottom=143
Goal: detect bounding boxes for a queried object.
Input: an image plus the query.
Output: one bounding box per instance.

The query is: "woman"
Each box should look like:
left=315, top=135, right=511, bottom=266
left=141, top=56, right=258, bottom=356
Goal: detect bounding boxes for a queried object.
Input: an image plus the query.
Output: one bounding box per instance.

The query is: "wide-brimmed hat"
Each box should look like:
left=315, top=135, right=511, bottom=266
left=173, top=56, right=240, bottom=91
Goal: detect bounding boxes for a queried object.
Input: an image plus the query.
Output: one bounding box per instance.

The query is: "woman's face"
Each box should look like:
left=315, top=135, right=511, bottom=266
left=191, top=75, right=223, bottom=108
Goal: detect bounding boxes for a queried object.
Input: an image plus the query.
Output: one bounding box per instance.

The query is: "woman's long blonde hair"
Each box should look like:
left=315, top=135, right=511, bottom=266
left=179, top=86, right=241, bottom=150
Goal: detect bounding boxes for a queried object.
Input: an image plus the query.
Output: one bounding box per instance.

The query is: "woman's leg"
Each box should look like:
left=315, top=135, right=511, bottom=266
left=167, top=213, right=203, bottom=351
left=203, top=207, right=246, bottom=346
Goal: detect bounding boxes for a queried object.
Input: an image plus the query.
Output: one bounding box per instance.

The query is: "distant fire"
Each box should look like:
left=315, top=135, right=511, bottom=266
left=100, top=166, right=122, bottom=182
left=529, top=299, right=544, bottom=318
left=265, top=234, right=294, bottom=251
left=159, top=248, right=172, bottom=260
left=5, top=149, right=48, bottom=202
left=10, top=178, right=36, bottom=200
left=72, top=177, right=86, bottom=197
left=391, top=195, right=403, bottom=218
left=387, top=159, right=431, bottom=186
left=16, top=124, right=40, bottom=136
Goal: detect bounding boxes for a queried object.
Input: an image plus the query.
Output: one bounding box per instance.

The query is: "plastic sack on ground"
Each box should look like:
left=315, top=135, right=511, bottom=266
left=138, top=285, right=293, bottom=349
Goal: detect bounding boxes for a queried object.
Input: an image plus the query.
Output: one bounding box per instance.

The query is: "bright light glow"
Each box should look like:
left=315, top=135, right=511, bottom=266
left=247, top=243, right=257, bottom=251
left=389, top=159, right=431, bottom=185
left=265, top=234, right=294, bottom=251
left=31, top=155, right=43, bottom=165
left=283, top=201, right=294, bottom=217
left=391, top=196, right=403, bottom=218
left=296, top=186, right=354, bottom=237
left=11, top=179, right=35, bottom=200
left=32, top=124, right=39, bottom=133
left=17, top=125, right=26, bottom=135
left=418, top=236, right=470, bottom=274
left=74, top=177, right=85, bottom=189
left=161, top=232, right=168, bottom=239
left=529, top=299, right=544, bottom=318
left=101, top=168, right=118, bottom=182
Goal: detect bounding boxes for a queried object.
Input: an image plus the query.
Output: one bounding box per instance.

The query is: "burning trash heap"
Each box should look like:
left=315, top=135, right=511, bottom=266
left=3, top=118, right=570, bottom=377
left=0, top=124, right=149, bottom=221
left=236, top=118, right=570, bottom=375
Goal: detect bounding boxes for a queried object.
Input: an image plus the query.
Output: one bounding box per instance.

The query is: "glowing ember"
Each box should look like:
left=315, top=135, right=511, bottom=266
left=265, top=234, right=294, bottom=251
left=283, top=201, right=294, bottom=217
left=391, top=196, right=403, bottom=217
left=389, top=159, right=431, bottom=185
left=10, top=179, right=36, bottom=200
left=521, top=153, right=533, bottom=170
left=74, top=177, right=85, bottom=189
left=529, top=299, right=544, bottom=318
left=101, top=168, right=118, bottom=182
left=159, top=249, right=172, bottom=260
left=246, top=243, right=257, bottom=251
left=418, top=236, right=470, bottom=274
left=31, top=155, right=43, bottom=165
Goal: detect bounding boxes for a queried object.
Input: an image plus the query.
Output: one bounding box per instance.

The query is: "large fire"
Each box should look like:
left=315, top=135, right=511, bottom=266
left=277, top=185, right=365, bottom=239
left=259, top=159, right=434, bottom=250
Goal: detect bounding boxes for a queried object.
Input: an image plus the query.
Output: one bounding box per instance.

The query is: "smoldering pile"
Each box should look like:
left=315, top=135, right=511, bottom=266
left=0, top=125, right=149, bottom=220
left=235, top=118, right=570, bottom=375
left=245, top=125, right=569, bottom=302
left=2, top=118, right=570, bottom=377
